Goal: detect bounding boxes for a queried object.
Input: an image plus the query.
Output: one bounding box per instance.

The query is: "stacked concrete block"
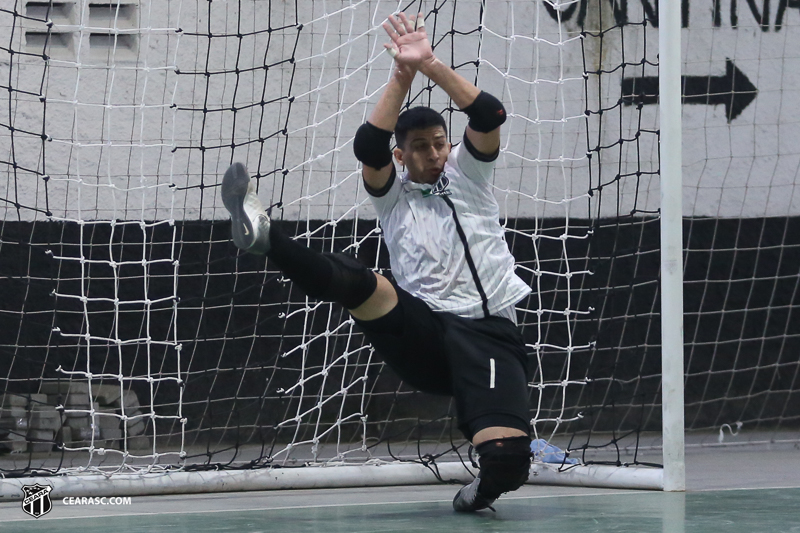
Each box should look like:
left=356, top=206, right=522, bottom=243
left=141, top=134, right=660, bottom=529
left=0, top=384, right=151, bottom=453
left=27, top=394, right=59, bottom=452
left=40, top=382, right=149, bottom=450
left=0, top=393, right=60, bottom=453
left=41, top=382, right=97, bottom=447
left=92, top=385, right=125, bottom=445
left=115, top=389, right=151, bottom=450
left=0, top=394, right=29, bottom=453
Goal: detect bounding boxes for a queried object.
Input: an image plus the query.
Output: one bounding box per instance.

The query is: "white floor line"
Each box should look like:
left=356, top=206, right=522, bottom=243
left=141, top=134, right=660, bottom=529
left=0, top=488, right=646, bottom=522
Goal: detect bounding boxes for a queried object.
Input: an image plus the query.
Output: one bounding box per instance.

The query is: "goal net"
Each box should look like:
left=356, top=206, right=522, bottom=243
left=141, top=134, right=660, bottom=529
left=1, top=0, right=798, bottom=495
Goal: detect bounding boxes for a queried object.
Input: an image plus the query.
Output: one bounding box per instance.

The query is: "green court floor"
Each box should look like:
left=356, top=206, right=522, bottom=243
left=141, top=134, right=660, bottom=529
left=3, top=449, right=799, bottom=532
left=2, top=488, right=799, bottom=533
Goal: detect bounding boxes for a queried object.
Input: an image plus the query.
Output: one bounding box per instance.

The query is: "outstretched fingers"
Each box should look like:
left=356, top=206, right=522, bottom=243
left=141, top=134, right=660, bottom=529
left=382, top=12, right=427, bottom=59
left=383, top=14, right=406, bottom=39
left=397, top=12, right=415, bottom=34
left=381, top=16, right=400, bottom=57
left=383, top=42, right=398, bottom=58
left=414, top=12, right=425, bottom=30
left=382, top=12, right=425, bottom=40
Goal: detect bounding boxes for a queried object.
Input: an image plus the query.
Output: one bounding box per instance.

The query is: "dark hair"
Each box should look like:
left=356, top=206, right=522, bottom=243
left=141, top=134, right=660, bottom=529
left=395, top=106, right=447, bottom=148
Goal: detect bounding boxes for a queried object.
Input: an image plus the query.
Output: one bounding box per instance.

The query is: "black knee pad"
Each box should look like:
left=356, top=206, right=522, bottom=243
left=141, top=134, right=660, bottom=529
left=475, top=436, right=532, bottom=499
left=320, top=252, right=377, bottom=310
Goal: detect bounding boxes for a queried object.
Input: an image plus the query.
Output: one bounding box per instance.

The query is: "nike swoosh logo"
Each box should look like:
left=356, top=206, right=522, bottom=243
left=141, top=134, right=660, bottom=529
left=243, top=224, right=250, bottom=236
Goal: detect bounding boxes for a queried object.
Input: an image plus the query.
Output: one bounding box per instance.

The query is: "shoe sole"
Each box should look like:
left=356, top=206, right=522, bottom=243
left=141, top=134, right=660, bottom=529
left=222, top=162, right=256, bottom=250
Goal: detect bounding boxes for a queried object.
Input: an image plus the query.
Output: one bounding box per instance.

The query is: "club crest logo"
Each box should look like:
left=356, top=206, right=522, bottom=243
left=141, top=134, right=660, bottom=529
left=422, top=173, right=451, bottom=197
left=21, top=484, right=53, bottom=518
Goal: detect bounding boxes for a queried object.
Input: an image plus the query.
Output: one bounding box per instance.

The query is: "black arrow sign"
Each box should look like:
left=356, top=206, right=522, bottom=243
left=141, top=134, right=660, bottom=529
left=621, top=59, right=757, bottom=122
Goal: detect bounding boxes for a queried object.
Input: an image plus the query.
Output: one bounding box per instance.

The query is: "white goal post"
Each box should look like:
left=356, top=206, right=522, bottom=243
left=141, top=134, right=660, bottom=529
left=658, top=0, right=686, bottom=493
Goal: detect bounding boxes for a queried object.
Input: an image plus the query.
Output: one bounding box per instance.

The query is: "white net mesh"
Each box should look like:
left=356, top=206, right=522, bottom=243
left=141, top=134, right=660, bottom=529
left=1, top=0, right=798, bottom=482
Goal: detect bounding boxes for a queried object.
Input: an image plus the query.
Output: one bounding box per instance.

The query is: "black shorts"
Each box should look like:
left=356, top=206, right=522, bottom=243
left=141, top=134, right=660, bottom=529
left=354, top=286, right=531, bottom=440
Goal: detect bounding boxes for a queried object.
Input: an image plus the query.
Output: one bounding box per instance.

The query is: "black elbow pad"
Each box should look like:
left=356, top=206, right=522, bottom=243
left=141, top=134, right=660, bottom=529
left=353, top=122, right=394, bottom=169
left=463, top=91, right=507, bottom=133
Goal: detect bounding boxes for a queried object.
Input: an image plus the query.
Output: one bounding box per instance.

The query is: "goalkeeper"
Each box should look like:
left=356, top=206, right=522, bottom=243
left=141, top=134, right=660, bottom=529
left=222, top=12, right=532, bottom=512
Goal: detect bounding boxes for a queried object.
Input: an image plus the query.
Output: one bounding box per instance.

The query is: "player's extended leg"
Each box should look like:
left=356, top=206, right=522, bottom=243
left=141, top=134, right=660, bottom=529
left=443, top=316, right=534, bottom=512
left=221, top=162, right=397, bottom=320
left=452, top=433, right=532, bottom=512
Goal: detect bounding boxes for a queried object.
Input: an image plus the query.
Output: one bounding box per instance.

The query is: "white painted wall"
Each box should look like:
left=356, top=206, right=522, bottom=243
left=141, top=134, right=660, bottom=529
left=1, top=0, right=798, bottom=222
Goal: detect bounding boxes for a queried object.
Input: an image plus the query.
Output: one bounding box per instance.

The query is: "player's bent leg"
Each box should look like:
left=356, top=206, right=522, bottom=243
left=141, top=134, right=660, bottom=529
left=471, top=426, right=528, bottom=447
left=453, top=435, right=532, bottom=513
left=353, top=287, right=452, bottom=394
left=222, top=162, right=391, bottom=313
left=472, top=435, right=532, bottom=498
left=347, top=273, right=398, bottom=321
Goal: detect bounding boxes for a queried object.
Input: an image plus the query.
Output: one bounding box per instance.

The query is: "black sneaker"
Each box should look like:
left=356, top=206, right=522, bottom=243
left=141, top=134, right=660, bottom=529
left=221, top=162, right=271, bottom=254
left=452, top=477, right=496, bottom=513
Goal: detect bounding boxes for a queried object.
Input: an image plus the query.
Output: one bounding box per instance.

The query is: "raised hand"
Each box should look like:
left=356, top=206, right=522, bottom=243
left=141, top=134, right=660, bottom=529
left=393, top=61, right=417, bottom=87
left=382, top=12, right=434, bottom=70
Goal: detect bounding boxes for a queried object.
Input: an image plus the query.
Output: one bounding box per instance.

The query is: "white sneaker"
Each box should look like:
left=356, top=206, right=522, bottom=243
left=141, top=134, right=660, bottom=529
left=221, top=162, right=271, bottom=254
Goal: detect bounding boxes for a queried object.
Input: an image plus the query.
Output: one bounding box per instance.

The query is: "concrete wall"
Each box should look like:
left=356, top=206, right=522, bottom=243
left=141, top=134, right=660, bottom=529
left=2, top=0, right=796, bottom=223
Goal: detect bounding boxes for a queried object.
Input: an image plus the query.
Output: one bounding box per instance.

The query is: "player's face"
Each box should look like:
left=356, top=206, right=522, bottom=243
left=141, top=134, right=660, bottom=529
left=394, top=127, right=451, bottom=184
